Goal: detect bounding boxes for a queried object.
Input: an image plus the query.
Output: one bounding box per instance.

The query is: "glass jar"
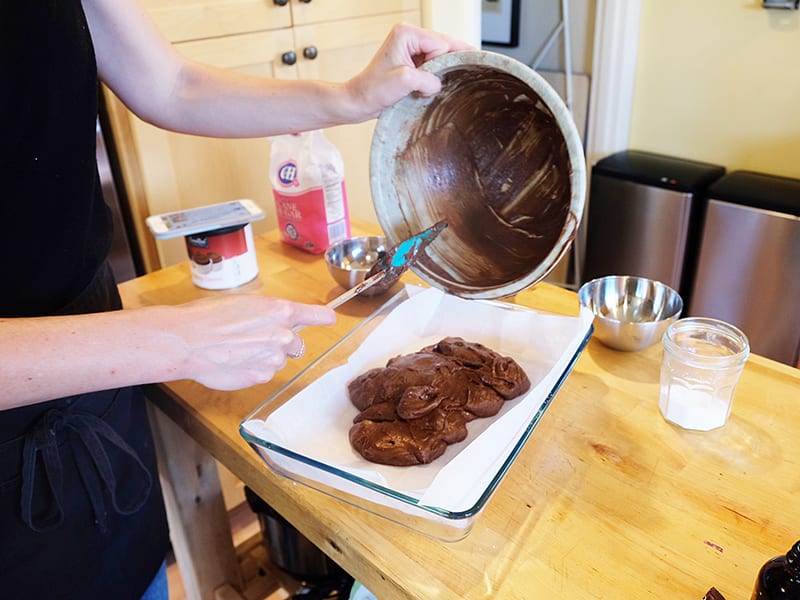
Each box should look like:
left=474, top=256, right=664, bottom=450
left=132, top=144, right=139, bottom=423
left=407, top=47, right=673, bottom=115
left=659, top=317, right=749, bottom=431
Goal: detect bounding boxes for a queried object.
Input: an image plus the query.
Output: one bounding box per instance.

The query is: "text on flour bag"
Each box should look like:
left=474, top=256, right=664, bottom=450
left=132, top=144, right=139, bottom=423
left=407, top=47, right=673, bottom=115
left=269, top=130, right=351, bottom=254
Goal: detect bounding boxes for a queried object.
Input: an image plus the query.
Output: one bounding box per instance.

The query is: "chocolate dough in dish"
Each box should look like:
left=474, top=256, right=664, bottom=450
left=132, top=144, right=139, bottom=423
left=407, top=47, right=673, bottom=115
left=393, top=65, right=574, bottom=293
left=348, top=337, right=531, bottom=466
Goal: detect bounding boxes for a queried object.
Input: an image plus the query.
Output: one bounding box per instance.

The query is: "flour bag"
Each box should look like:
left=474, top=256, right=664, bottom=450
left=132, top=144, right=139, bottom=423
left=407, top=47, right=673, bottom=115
left=269, top=130, right=350, bottom=254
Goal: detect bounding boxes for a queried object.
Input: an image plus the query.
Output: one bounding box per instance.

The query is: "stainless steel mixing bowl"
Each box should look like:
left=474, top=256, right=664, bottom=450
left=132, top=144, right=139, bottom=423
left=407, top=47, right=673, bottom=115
left=578, top=275, right=683, bottom=351
left=324, top=236, right=391, bottom=295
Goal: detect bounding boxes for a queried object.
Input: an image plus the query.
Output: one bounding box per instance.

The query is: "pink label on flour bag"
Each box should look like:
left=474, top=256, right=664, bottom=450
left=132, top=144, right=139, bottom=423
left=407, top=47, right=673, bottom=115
left=270, top=131, right=350, bottom=254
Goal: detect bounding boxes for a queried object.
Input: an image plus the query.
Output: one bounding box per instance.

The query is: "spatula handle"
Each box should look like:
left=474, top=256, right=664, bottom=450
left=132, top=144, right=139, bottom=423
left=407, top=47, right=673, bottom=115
left=292, top=270, right=388, bottom=333
left=325, top=270, right=387, bottom=310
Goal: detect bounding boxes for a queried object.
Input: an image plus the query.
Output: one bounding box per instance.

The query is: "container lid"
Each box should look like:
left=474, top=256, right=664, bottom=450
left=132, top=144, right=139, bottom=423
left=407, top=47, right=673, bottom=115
left=147, top=199, right=265, bottom=240
left=706, top=170, right=800, bottom=216
left=592, top=150, right=725, bottom=193
left=370, top=51, right=586, bottom=299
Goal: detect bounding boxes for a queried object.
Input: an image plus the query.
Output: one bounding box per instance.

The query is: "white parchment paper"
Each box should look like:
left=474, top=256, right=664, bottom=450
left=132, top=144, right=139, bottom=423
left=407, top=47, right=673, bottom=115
left=243, top=286, right=593, bottom=513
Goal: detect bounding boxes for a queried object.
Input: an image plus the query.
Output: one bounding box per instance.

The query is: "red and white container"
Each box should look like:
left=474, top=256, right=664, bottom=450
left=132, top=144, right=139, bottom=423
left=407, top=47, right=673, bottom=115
left=184, top=223, right=258, bottom=290
left=146, top=199, right=265, bottom=290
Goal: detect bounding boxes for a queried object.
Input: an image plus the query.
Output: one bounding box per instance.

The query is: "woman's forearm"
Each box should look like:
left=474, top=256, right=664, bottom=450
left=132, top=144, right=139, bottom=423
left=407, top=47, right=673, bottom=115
left=160, top=64, right=361, bottom=137
left=0, top=307, right=187, bottom=410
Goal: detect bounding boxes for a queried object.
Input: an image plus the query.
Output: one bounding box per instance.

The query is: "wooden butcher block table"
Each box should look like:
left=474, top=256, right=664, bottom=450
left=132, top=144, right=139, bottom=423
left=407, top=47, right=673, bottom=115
left=118, top=221, right=800, bottom=600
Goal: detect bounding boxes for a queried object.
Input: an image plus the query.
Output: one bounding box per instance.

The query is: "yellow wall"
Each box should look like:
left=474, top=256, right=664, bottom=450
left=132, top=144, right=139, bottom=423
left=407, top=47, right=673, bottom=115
left=630, top=1, right=800, bottom=178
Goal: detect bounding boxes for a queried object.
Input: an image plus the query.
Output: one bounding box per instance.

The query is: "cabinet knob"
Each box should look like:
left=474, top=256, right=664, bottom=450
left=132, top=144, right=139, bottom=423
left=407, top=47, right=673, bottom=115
left=303, top=46, right=318, bottom=60
left=300, top=0, right=312, bottom=3
left=281, top=50, right=297, bottom=66
left=273, top=0, right=288, bottom=5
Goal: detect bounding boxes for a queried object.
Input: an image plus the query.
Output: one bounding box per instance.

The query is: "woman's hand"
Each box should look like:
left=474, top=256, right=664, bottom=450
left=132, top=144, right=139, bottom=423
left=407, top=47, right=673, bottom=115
left=163, top=294, right=335, bottom=391
left=344, top=23, right=475, bottom=121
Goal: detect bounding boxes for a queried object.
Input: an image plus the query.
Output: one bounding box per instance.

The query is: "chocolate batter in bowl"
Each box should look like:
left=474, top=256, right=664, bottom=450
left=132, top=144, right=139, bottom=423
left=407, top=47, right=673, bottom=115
left=370, top=51, right=586, bottom=299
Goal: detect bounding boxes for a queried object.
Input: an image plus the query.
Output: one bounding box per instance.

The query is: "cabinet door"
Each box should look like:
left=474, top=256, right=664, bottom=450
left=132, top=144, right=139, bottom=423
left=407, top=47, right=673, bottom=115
left=141, top=0, right=292, bottom=43
left=293, top=10, right=421, bottom=224
left=290, top=0, right=420, bottom=25
left=110, top=29, right=297, bottom=269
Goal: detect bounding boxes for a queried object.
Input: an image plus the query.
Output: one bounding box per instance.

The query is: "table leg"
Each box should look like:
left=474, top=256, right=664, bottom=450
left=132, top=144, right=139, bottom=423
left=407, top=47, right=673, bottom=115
left=146, top=401, right=244, bottom=600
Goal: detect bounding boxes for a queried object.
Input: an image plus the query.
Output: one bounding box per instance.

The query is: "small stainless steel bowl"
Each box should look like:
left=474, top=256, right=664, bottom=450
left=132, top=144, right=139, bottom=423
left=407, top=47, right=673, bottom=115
left=324, top=236, right=391, bottom=296
left=578, top=275, right=683, bottom=351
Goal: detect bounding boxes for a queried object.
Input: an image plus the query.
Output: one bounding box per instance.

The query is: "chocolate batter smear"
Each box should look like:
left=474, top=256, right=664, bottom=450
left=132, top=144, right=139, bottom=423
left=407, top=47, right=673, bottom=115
left=347, top=337, right=531, bottom=466
left=394, top=65, right=573, bottom=293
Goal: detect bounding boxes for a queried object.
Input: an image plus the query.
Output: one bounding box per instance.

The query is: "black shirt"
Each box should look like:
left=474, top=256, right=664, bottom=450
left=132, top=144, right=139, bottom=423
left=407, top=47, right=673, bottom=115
left=0, top=0, right=112, bottom=317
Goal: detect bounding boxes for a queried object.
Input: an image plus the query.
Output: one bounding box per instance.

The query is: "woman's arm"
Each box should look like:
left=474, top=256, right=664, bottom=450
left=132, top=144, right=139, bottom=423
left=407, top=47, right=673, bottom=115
left=0, top=295, right=334, bottom=410
left=82, top=0, right=472, bottom=137
left=4, top=1, right=469, bottom=411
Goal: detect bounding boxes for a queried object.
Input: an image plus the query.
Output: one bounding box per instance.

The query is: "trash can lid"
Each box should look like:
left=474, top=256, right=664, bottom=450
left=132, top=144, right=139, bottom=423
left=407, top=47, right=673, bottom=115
left=244, top=485, right=282, bottom=519
left=707, top=170, right=800, bottom=217
left=593, top=150, right=725, bottom=193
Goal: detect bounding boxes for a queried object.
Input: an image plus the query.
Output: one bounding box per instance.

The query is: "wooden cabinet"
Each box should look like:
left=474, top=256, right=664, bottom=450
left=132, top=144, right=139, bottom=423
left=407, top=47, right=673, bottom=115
left=105, top=1, right=421, bottom=270
left=139, top=0, right=292, bottom=42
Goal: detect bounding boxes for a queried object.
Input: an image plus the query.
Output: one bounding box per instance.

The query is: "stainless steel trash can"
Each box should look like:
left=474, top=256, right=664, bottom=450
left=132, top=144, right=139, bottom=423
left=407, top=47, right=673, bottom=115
left=244, top=486, right=343, bottom=581
left=582, top=150, right=725, bottom=300
left=688, top=171, right=800, bottom=366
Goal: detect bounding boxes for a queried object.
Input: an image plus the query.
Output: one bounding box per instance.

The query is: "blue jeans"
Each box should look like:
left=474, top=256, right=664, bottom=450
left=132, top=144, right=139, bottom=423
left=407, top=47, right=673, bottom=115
left=141, top=560, right=169, bottom=600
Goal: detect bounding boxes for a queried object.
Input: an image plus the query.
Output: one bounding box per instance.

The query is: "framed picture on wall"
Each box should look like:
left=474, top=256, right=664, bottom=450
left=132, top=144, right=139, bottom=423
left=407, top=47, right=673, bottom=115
left=481, top=0, right=521, bottom=47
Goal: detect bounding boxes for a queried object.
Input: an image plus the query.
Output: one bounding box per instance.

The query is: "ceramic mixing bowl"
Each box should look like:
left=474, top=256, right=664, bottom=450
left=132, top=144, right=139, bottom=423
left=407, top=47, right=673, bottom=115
left=370, top=50, right=586, bottom=299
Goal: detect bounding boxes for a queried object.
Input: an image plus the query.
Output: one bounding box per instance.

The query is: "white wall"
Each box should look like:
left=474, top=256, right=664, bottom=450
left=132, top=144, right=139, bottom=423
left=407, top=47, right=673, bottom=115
left=422, top=0, right=482, bottom=48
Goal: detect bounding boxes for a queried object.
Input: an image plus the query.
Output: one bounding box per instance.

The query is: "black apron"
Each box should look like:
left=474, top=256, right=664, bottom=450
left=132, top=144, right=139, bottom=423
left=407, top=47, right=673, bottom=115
left=0, top=262, right=170, bottom=600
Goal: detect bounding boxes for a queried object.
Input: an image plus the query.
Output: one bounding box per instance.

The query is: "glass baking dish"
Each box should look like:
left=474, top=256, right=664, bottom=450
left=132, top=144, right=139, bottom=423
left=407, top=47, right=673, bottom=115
left=240, top=285, right=593, bottom=541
